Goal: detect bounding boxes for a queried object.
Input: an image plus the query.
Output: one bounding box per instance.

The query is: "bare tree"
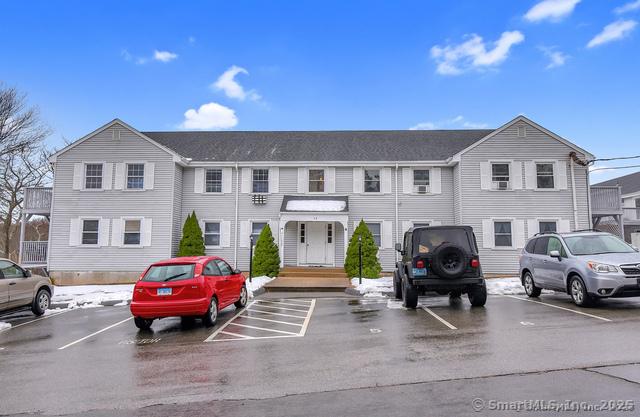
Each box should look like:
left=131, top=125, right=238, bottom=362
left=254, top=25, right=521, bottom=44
left=0, top=84, right=51, bottom=158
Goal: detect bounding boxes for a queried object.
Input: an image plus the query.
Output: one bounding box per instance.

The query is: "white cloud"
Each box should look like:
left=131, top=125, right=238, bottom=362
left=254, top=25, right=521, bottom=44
left=587, top=19, right=637, bottom=48
left=539, top=46, right=569, bottom=69
left=410, top=115, right=489, bottom=130
left=153, top=50, right=178, bottom=63
left=430, top=31, right=525, bottom=75
left=615, top=0, right=640, bottom=14
left=212, top=65, right=261, bottom=101
left=524, top=0, right=581, bottom=23
left=180, top=102, right=238, bottom=130
left=188, top=36, right=196, bottom=44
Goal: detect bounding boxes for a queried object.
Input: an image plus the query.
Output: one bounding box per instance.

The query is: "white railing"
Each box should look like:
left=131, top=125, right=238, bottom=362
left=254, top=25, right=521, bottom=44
left=591, top=186, right=622, bottom=215
left=24, top=187, right=52, bottom=213
left=20, top=241, right=48, bottom=265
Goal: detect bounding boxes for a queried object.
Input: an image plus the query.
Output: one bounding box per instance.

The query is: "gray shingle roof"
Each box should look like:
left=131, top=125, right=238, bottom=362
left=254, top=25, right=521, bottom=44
left=142, top=130, right=493, bottom=162
left=593, top=171, right=640, bottom=195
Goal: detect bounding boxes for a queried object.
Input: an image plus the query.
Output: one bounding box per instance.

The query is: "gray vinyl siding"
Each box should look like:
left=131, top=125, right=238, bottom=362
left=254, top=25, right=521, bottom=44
left=453, top=165, right=461, bottom=224
left=181, top=167, right=238, bottom=267
left=397, top=167, right=455, bottom=228
left=48, top=125, right=175, bottom=273
left=171, top=165, right=183, bottom=257
left=459, top=122, right=591, bottom=274
left=284, top=221, right=298, bottom=266
left=335, top=224, right=345, bottom=266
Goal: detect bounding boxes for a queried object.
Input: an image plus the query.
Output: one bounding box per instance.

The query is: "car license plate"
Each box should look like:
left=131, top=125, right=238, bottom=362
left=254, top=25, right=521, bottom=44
left=413, top=268, right=427, bottom=277
left=157, top=287, right=172, bottom=296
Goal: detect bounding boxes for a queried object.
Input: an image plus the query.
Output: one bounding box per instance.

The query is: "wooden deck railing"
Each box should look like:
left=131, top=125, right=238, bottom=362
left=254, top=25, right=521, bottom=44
left=20, top=241, right=48, bottom=265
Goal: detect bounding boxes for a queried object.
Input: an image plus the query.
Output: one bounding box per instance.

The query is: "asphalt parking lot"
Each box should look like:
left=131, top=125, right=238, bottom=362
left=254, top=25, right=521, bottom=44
left=1, top=292, right=640, bottom=416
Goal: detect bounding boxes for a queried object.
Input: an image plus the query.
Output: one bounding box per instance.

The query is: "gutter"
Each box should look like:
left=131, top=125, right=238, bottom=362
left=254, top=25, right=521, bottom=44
left=233, top=162, right=240, bottom=267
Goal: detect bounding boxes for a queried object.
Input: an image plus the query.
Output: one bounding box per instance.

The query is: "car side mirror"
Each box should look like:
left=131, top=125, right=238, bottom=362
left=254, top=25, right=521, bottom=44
left=24, top=269, right=32, bottom=278
left=233, top=269, right=241, bottom=275
left=549, top=250, right=561, bottom=259
left=395, top=243, right=402, bottom=252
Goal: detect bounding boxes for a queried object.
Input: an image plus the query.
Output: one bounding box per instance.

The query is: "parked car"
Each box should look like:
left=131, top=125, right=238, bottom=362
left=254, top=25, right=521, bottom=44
left=0, top=258, right=53, bottom=316
left=393, top=226, right=486, bottom=308
left=130, top=256, right=248, bottom=330
left=519, top=231, right=640, bottom=306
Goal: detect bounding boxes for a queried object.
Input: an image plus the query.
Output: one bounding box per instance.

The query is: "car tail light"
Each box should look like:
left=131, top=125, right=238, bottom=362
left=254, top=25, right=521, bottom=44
left=416, top=260, right=425, bottom=268
left=470, top=258, right=480, bottom=268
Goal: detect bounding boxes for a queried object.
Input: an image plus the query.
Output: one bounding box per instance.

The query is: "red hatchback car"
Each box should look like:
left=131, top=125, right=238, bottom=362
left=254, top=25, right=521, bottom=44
left=130, top=256, right=248, bottom=330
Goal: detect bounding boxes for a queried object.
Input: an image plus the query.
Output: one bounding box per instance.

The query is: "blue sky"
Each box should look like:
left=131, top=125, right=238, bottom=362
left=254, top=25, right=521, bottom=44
left=1, top=0, right=639, bottom=181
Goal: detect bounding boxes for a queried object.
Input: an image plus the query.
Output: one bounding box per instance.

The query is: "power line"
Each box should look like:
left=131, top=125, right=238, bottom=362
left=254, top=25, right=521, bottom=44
left=589, top=155, right=640, bottom=162
left=590, top=164, right=640, bottom=172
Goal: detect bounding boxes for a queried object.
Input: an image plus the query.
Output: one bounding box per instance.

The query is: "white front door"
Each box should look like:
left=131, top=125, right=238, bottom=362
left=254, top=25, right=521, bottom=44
left=298, top=222, right=335, bottom=265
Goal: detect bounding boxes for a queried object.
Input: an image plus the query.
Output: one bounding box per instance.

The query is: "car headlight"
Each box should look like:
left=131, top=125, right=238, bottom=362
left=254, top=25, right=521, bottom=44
left=587, top=261, right=619, bottom=273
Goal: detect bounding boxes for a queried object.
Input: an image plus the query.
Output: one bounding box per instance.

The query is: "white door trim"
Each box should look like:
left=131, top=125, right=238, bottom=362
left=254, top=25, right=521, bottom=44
left=297, top=222, right=335, bottom=266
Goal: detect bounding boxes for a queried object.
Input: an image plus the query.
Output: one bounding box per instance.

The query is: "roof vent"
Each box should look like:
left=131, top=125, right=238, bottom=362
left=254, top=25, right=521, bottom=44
left=517, top=125, right=526, bottom=138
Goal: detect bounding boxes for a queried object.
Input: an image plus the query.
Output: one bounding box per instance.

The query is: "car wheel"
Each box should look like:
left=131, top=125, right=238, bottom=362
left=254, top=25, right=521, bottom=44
left=235, top=286, right=248, bottom=308
left=393, top=271, right=402, bottom=300
left=402, top=279, right=418, bottom=309
left=203, top=297, right=218, bottom=327
left=468, top=283, right=487, bottom=307
left=31, top=288, right=50, bottom=316
left=134, top=317, right=153, bottom=330
left=569, top=276, right=593, bottom=307
left=523, top=272, right=542, bottom=297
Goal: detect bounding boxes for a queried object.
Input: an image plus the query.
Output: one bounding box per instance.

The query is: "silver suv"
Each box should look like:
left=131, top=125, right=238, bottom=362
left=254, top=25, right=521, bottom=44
left=519, top=231, right=640, bottom=306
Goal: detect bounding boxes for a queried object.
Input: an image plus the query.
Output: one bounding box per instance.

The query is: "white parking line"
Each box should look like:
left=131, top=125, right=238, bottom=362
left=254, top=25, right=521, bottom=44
left=0, top=309, right=72, bottom=333
left=239, top=315, right=303, bottom=327
left=421, top=306, right=458, bottom=330
left=204, top=303, right=251, bottom=342
left=228, top=322, right=299, bottom=335
left=246, top=303, right=309, bottom=313
left=58, top=317, right=133, bottom=350
left=255, top=300, right=312, bottom=308
left=502, top=295, right=612, bottom=322
left=220, top=330, right=254, bottom=339
left=247, top=308, right=307, bottom=319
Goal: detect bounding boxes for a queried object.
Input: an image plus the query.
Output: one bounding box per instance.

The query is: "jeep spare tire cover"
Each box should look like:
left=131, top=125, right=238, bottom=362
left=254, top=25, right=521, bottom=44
left=431, top=243, right=469, bottom=279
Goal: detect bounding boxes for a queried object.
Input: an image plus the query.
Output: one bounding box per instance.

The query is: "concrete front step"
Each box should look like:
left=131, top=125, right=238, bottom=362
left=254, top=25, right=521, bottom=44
left=281, top=267, right=345, bottom=273
left=278, top=271, right=348, bottom=278
left=264, top=276, right=351, bottom=292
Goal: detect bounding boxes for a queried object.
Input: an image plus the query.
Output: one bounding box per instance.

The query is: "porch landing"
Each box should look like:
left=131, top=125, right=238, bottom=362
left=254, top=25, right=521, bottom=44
left=264, top=267, right=351, bottom=292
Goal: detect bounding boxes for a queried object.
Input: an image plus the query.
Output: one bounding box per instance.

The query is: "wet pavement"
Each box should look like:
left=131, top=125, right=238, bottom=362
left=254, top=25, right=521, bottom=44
left=1, top=292, right=640, bottom=416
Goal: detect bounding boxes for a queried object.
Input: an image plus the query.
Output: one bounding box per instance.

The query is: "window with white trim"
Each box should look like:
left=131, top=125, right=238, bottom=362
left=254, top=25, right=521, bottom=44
left=494, top=221, right=512, bottom=247
left=252, top=169, right=269, bottom=193
left=327, top=223, right=333, bottom=243
left=300, top=223, right=306, bottom=243
left=123, top=219, right=141, bottom=245
left=413, top=170, right=430, bottom=193
left=204, top=222, right=220, bottom=246
left=365, top=222, right=381, bottom=247
left=82, top=219, right=99, bottom=245
left=205, top=169, right=222, bottom=193
left=539, top=221, right=557, bottom=233
left=126, top=163, right=145, bottom=189
left=84, top=164, right=103, bottom=189
left=491, top=163, right=510, bottom=190
left=251, top=222, right=267, bottom=244
left=308, top=169, right=325, bottom=193
left=364, top=169, right=380, bottom=193
left=635, top=198, right=640, bottom=219
left=536, top=163, right=555, bottom=189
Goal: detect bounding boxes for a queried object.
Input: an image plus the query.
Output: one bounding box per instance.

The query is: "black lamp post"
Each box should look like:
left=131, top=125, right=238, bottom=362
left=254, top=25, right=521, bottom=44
left=358, top=234, right=363, bottom=285
left=249, top=235, right=254, bottom=283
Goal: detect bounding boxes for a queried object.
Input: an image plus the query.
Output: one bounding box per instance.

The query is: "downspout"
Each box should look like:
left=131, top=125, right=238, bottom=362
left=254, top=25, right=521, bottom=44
left=569, top=158, right=579, bottom=230
left=586, top=166, right=593, bottom=229
left=233, top=162, right=240, bottom=267
left=394, top=162, right=399, bottom=263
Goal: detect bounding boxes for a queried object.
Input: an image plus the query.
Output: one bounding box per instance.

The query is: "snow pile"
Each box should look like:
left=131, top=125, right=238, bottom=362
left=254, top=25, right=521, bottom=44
left=351, top=276, right=393, bottom=297
left=52, top=284, right=134, bottom=308
left=286, top=200, right=346, bottom=212
left=0, top=322, right=11, bottom=331
left=246, top=275, right=274, bottom=298
left=485, top=277, right=554, bottom=295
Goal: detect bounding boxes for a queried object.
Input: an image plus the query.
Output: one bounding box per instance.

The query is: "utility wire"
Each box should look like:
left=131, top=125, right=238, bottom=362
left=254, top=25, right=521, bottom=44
left=590, top=164, right=640, bottom=172
left=589, top=155, right=640, bottom=162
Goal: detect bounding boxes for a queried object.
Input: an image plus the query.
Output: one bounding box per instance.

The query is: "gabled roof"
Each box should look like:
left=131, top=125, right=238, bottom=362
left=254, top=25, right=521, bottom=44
left=143, top=129, right=493, bottom=162
left=593, top=171, right=640, bottom=196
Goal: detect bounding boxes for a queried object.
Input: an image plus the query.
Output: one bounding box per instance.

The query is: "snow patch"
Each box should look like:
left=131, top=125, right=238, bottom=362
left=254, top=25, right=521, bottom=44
left=246, top=275, right=274, bottom=298
left=486, top=277, right=554, bottom=295
left=52, top=284, right=134, bottom=309
left=386, top=299, right=408, bottom=310
left=286, top=200, right=346, bottom=212
left=351, top=277, right=393, bottom=297
left=0, top=322, right=11, bottom=331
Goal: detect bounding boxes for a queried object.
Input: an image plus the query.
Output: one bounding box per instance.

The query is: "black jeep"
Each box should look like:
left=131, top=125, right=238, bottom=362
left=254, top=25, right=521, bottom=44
left=393, top=225, right=487, bottom=308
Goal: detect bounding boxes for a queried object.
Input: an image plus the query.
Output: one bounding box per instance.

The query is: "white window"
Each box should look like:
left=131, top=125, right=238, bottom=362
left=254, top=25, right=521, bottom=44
left=251, top=222, right=267, bottom=244
left=365, top=222, right=382, bottom=247
left=536, top=163, right=555, bottom=189
left=126, top=163, right=145, bottom=189
left=123, top=219, right=141, bottom=245
left=205, top=169, right=222, bottom=193
left=494, top=221, right=512, bottom=247
left=327, top=223, right=333, bottom=244
left=308, top=169, right=325, bottom=193
left=413, top=170, right=430, bottom=193
left=364, top=169, right=380, bottom=193
left=204, top=222, right=221, bottom=246
left=85, top=164, right=103, bottom=189
left=491, top=163, right=510, bottom=190
left=82, top=219, right=99, bottom=245
left=300, top=223, right=306, bottom=243
left=252, top=169, right=269, bottom=193
left=539, top=221, right=557, bottom=233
